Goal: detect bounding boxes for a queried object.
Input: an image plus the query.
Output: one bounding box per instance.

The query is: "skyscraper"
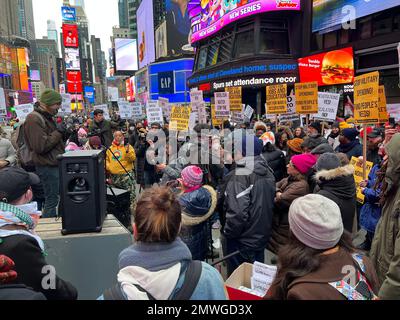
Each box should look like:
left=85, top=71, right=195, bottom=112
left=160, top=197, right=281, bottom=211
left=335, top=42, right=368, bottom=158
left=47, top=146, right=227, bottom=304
left=18, top=0, right=36, bottom=40
left=127, top=0, right=141, bottom=39
left=47, top=20, right=59, bottom=46
left=0, top=0, right=20, bottom=38
left=119, top=0, right=129, bottom=29
left=73, top=0, right=85, bottom=10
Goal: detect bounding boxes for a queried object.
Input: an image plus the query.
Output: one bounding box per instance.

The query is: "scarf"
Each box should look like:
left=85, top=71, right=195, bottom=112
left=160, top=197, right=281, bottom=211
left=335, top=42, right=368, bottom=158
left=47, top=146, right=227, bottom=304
left=0, top=202, right=45, bottom=252
left=337, top=140, right=360, bottom=154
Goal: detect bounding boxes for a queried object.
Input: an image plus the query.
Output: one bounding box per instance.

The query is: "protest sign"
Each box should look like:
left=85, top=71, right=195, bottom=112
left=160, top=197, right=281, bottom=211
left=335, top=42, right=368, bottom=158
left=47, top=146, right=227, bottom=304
left=378, top=85, right=389, bottom=123
left=60, top=94, right=72, bottom=115
left=279, top=93, right=299, bottom=123
left=94, top=104, right=110, bottom=120
left=158, top=97, right=171, bottom=120
left=312, top=92, right=340, bottom=122
left=266, top=84, right=287, bottom=114
left=231, top=112, right=244, bottom=124
left=189, top=112, right=198, bottom=131
left=243, top=105, right=254, bottom=120
left=0, top=88, right=7, bottom=116
left=15, top=104, right=34, bottom=122
left=214, top=92, right=230, bottom=118
left=118, top=101, right=132, bottom=120
left=226, top=87, right=242, bottom=112
left=190, top=90, right=204, bottom=113
left=386, top=104, right=400, bottom=122
left=198, top=103, right=207, bottom=124
left=350, top=157, right=373, bottom=204
left=211, top=104, right=226, bottom=127
left=295, top=82, right=318, bottom=114
left=353, top=72, right=379, bottom=124
left=170, top=106, right=191, bottom=131
left=131, top=102, right=143, bottom=120
left=146, top=101, right=164, bottom=125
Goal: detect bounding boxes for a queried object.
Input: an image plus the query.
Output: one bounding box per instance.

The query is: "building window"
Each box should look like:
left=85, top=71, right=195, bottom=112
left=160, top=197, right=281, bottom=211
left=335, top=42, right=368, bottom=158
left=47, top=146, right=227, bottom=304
left=372, top=12, right=393, bottom=36
left=260, top=30, right=289, bottom=54
left=234, top=30, right=254, bottom=58
left=206, top=39, right=219, bottom=67
left=217, top=33, right=234, bottom=63
left=197, top=46, right=208, bottom=70
left=324, top=31, right=337, bottom=48
left=358, top=17, right=372, bottom=40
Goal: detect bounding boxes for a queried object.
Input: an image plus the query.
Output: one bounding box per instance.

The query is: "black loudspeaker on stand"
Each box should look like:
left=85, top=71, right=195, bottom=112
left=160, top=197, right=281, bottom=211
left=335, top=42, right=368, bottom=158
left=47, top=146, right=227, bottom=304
left=58, top=150, right=107, bottom=235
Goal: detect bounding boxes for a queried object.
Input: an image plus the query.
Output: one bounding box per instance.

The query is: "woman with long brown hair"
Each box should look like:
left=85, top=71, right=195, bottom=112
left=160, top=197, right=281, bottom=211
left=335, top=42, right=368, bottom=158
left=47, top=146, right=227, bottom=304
left=266, top=194, right=380, bottom=300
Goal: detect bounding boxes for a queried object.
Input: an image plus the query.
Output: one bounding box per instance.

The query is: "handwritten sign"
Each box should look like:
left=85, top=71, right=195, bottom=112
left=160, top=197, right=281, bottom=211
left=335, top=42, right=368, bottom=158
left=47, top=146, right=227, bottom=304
left=226, top=87, right=242, bottom=112
left=146, top=101, right=164, bottom=125
left=266, top=84, right=287, bottom=114
left=214, top=92, right=230, bottom=118
left=295, top=82, right=318, bottom=114
left=312, top=92, right=340, bottom=122
left=118, top=101, right=132, bottom=119
left=131, top=102, right=143, bottom=120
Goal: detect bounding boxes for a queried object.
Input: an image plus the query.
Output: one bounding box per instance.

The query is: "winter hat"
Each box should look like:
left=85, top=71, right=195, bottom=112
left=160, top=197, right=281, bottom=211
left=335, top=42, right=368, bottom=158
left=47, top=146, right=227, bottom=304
left=260, top=131, right=276, bottom=146
left=316, top=153, right=341, bottom=171
left=254, top=121, right=268, bottom=133
left=78, top=128, right=87, bottom=138
left=180, top=166, right=203, bottom=188
left=289, top=194, right=344, bottom=250
left=332, top=122, right=340, bottom=129
left=360, top=126, right=373, bottom=139
left=309, top=122, right=322, bottom=134
left=89, top=136, right=101, bottom=147
left=291, top=153, right=318, bottom=174
left=311, top=143, right=334, bottom=155
left=342, top=128, right=359, bottom=141
left=40, top=89, right=62, bottom=107
left=240, top=135, right=264, bottom=157
left=287, top=138, right=304, bottom=154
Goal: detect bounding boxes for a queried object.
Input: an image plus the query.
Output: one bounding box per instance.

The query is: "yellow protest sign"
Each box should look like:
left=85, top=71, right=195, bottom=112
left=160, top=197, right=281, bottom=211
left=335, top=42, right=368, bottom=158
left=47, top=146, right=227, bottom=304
left=211, top=104, right=226, bottom=127
left=353, top=71, right=379, bottom=124
left=378, top=85, right=389, bottom=123
left=225, top=87, right=242, bottom=112
left=295, top=82, right=318, bottom=114
left=350, top=157, right=374, bottom=204
left=266, top=84, right=287, bottom=114
left=170, top=106, right=191, bottom=131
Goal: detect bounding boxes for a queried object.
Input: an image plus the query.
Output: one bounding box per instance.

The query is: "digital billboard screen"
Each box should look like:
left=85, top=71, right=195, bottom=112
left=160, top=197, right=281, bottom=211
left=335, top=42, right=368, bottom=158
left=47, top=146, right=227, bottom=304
left=65, top=48, right=80, bottom=70
left=137, top=0, right=155, bottom=69
left=61, top=6, right=76, bottom=22
left=189, top=0, right=301, bottom=43
left=62, top=24, right=79, bottom=48
left=166, top=0, right=191, bottom=54
left=313, top=0, right=400, bottom=33
left=115, top=38, right=138, bottom=73
left=66, top=70, right=82, bottom=93
left=298, top=47, right=354, bottom=86
left=30, top=70, right=41, bottom=81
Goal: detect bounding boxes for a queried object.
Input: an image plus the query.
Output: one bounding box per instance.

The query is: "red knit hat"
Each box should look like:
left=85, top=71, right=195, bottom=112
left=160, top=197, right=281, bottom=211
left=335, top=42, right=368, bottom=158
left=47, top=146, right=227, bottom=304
left=291, top=154, right=318, bottom=175
left=180, top=166, right=203, bottom=188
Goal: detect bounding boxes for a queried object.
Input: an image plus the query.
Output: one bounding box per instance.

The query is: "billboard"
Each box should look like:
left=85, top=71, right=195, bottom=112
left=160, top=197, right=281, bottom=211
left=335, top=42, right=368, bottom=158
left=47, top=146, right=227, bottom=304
left=298, top=47, right=354, bottom=86
left=166, top=0, right=191, bottom=54
left=84, top=86, right=95, bottom=103
left=61, top=6, right=76, bottom=22
left=17, top=48, right=29, bottom=91
left=62, top=24, right=79, bottom=48
left=189, top=0, right=301, bottom=43
left=126, top=76, right=135, bottom=102
left=30, top=70, right=40, bottom=81
left=313, top=0, right=400, bottom=33
left=158, top=71, right=175, bottom=95
left=66, top=70, right=82, bottom=93
left=65, top=48, right=80, bottom=70
left=155, top=21, right=168, bottom=59
left=137, top=0, right=155, bottom=69
left=115, top=38, right=138, bottom=73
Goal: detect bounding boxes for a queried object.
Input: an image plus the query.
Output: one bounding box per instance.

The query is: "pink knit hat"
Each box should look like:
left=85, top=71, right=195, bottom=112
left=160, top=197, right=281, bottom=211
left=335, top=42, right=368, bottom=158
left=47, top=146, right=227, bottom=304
left=291, top=154, right=318, bottom=175
left=180, top=166, right=203, bottom=188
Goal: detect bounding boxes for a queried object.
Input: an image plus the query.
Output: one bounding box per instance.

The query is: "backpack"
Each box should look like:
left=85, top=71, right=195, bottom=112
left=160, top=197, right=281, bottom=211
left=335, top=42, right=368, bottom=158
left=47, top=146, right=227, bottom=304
left=103, top=260, right=203, bottom=300
left=15, top=112, right=46, bottom=168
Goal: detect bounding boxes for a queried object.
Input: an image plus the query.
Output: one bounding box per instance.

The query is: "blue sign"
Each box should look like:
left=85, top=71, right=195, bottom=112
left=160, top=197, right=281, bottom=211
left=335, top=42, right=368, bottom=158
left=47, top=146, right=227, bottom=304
left=84, top=86, right=95, bottom=104
left=62, top=6, right=76, bottom=22
left=158, top=71, right=175, bottom=95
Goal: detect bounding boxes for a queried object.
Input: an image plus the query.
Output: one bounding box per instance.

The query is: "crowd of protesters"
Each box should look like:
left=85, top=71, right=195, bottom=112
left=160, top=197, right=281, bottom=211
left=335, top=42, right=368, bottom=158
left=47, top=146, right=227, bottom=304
left=0, top=88, right=400, bottom=300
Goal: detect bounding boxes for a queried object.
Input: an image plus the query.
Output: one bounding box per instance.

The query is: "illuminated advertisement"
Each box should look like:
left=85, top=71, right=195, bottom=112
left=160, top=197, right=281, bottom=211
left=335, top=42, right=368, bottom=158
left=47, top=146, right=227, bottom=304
left=62, top=6, right=76, bottom=22
left=65, top=48, right=80, bottom=70
left=298, top=47, right=354, bottom=86
left=313, top=0, right=400, bottom=33
left=66, top=70, right=82, bottom=93
left=137, top=0, right=155, bottom=69
left=30, top=70, right=41, bottom=81
left=17, top=48, right=29, bottom=91
left=126, top=76, right=135, bottom=102
left=189, top=0, right=301, bottom=43
left=84, top=86, right=95, bottom=103
left=62, top=24, right=79, bottom=48
left=115, top=38, right=138, bottom=72
left=166, top=0, right=191, bottom=54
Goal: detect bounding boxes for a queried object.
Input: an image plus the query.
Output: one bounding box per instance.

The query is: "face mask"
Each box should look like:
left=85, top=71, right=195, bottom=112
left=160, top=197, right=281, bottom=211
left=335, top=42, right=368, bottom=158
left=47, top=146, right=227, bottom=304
left=79, top=138, right=88, bottom=145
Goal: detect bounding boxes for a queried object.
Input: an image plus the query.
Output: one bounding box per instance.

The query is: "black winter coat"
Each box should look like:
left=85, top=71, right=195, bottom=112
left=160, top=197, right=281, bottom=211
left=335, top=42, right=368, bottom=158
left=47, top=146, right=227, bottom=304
left=0, top=235, right=78, bottom=300
left=262, top=149, right=287, bottom=182
left=220, top=156, right=276, bottom=251
left=315, top=165, right=357, bottom=232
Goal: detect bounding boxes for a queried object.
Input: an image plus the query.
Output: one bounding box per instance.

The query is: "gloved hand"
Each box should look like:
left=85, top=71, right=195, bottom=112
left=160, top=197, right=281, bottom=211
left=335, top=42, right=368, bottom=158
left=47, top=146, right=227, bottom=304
left=56, top=122, right=67, bottom=134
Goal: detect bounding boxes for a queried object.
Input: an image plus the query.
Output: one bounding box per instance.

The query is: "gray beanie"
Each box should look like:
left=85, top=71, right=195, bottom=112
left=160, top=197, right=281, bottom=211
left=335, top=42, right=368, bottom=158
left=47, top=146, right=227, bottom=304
left=289, top=194, right=344, bottom=250
left=316, top=153, right=341, bottom=171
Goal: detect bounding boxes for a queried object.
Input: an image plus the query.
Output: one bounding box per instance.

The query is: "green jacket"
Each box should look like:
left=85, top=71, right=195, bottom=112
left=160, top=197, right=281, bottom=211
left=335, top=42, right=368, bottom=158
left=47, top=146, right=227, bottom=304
left=370, top=133, right=400, bottom=300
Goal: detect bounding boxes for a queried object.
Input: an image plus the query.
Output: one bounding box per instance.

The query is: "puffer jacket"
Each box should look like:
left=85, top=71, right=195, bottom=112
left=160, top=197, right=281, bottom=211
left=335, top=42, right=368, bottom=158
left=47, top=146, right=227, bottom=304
left=359, top=164, right=382, bottom=234
left=262, top=149, right=287, bottom=182
left=221, top=156, right=276, bottom=251
left=179, top=185, right=217, bottom=261
left=24, top=108, right=65, bottom=167
left=370, top=134, right=400, bottom=300
left=315, top=165, right=357, bottom=233
left=268, top=175, right=309, bottom=254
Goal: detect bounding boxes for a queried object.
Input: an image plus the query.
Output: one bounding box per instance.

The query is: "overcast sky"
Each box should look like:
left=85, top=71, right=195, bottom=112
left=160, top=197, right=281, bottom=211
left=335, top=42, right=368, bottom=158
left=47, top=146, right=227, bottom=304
left=32, top=0, right=119, bottom=74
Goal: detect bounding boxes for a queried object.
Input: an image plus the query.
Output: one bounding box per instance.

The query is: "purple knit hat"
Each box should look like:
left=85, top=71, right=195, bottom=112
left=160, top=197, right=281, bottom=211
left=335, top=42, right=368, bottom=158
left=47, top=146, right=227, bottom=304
left=180, top=166, right=203, bottom=188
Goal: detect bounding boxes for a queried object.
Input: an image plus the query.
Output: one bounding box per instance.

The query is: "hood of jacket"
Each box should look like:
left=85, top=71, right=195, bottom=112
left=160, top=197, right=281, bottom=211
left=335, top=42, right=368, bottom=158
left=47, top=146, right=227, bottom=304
left=385, top=133, right=400, bottom=194
left=315, top=164, right=356, bottom=199
left=181, top=185, right=217, bottom=227
left=236, top=155, right=272, bottom=177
